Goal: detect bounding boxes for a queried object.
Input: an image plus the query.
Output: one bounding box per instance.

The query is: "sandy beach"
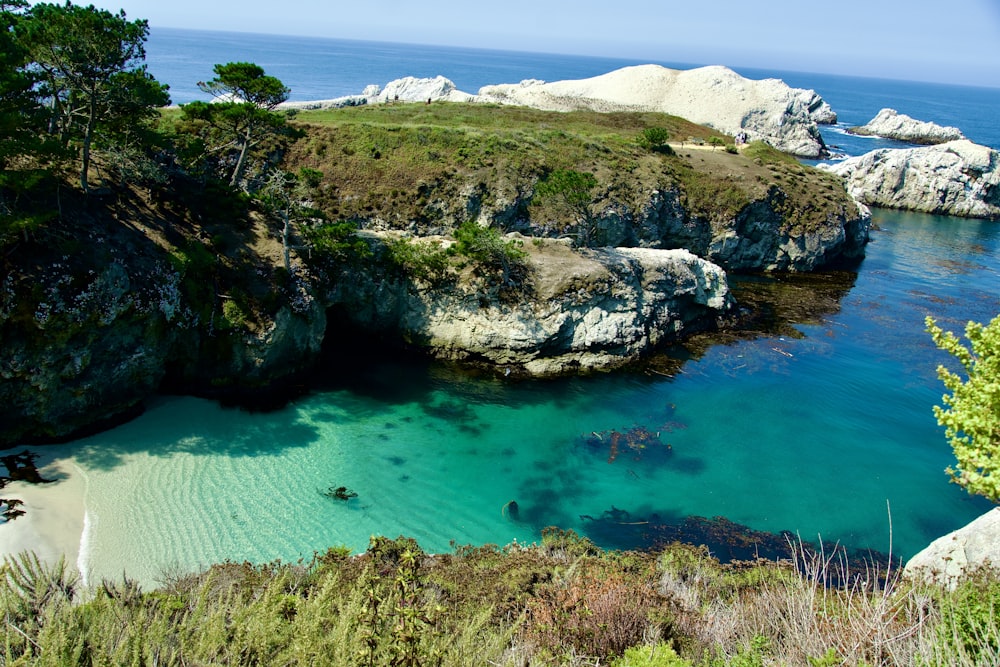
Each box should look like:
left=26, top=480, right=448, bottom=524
left=1, top=451, right=87, bottom=582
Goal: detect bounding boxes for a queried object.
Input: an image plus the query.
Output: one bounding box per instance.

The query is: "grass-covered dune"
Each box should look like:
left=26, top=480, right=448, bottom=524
left=2, top=532, right=998, bottom=666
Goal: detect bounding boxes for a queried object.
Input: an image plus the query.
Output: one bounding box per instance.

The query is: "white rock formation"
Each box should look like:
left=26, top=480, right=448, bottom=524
left=848, top=108, right=965, bottom=144
left=331, top=235, right=732, bottom=376
left=819, top=139, right=1000, bottom=218
left=280, top=76, right=474, bottom=110
left=373, top=75, right=475, bottom=103
left=476, top=64, right=835, bottom=157
left=905, top=508, right=1000, bottom=590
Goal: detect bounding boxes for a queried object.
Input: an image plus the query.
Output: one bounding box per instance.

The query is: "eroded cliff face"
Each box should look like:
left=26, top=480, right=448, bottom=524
left=327, top=235, right=733, bottom=377
left=402, top=181, right=870, bottom=273
left=0, top=205, right=326, bottom=445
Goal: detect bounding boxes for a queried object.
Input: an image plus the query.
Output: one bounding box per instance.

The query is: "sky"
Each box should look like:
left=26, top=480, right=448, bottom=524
left=83, top=0, right=1000, bottom=87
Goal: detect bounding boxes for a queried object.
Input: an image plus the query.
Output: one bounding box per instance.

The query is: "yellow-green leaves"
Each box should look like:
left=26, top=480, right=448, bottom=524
left=927, top=314, right=1000, bottom=501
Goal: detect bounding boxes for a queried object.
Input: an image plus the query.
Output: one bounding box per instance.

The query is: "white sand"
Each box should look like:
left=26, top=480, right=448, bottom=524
left=1, top=452, right=87, bottom=579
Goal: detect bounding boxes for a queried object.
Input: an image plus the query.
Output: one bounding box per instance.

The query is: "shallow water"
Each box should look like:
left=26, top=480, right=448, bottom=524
left=39, top=208, right=993, bottom=587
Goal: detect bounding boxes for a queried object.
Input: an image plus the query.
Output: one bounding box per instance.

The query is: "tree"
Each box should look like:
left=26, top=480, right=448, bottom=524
left=258, top=167, right=317, bottom=272
left=183, top=62, right=290, bottom=188
left=0, top=0, right=40, bottom=169
left=926, top=314, right=1000, bottom=502
left=638, top=126, right=672, bottom=154
left=533, top=168, right=599, bottom=246
left=18, top=2, right=169, bottom=193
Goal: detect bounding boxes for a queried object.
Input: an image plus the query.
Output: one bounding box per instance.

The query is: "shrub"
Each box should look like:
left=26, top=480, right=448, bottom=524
left=453, top=220, right=528, bottom=290
left=639, top=127, right=673, bottom=154
left=612, top=641, right=692, bottom=666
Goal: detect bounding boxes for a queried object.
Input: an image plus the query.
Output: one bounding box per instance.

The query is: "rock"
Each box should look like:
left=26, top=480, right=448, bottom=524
left=819, top=139, right=1000, bottom=218
left=630, top=187, right=871, bottom=272
left=905, top=508, right=1000, bottom=589
left=329, top=235, right=733, bottom=377
left=477, top=64, right=834, bottom=157
left=373, top=75, right=475, bottom=103
left=279, top=77, right=474, bottom=111
left=847, top=108, right=965, bottom=145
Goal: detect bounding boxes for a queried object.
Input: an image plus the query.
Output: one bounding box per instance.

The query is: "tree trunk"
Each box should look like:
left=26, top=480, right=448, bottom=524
left=80, top=95, right=96, bottom=193
left=229, top=125, right=253, bottom=188
left=281, top=211, right=292, bottom=272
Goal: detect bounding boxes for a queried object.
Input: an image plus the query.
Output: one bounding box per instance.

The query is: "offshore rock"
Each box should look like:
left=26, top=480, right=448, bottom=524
left=820, top=139, right=1000, bottom=218
left=477, top=64, right=834, bottom=157
left=328, top=235, right=733, bottom=377
left=847, top=108, right=965, bottom=145
left=905, top=508, right=1000, bottom=590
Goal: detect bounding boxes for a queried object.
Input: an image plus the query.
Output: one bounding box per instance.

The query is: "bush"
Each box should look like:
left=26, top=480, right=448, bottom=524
left=613, top=641, right=692, bottom=666
left=453, top=220, right=528, bottom=290
left=639, top=127, right=673, bottom=154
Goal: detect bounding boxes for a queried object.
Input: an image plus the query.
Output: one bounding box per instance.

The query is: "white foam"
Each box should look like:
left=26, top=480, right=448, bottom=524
left=77, top=508, right=95, bottom=589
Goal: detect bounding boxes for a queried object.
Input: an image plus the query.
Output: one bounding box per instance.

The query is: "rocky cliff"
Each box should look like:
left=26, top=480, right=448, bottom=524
left=0, top=197, right=326, bottom=445
left=847, top=108, right=965, bottom=145
left=327, top=234, right=733, bottom=377
left=476, top=65, right=835, bottom=157
left=820, top=139, right=1000, bottom=218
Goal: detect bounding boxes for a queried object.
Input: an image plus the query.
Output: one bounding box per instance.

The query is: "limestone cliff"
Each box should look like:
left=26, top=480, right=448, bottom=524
left=476, top=65, right=835, bottom=157
left=847, top=108, right=965, bottom=145
left=327, top=234, right=733, bottom=377
left=820, top=140, right=1000, bottom=218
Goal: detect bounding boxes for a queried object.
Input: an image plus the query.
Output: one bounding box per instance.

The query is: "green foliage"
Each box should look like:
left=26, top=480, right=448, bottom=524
left=4, top=539, right=1000, bottom=666
left=302, top=219, right=371, bottom=269
left=742, top=140, right=799, bottom=166
left=379, top=236, right=452, bottom=286
left=926, top=314, right=1000, bottom=501
left=0, top=0, right=44, bottom=170
left=453, top=220, right=528, bottom=290
left=181, top=62, right=290, bottom=187
left=220, top=298, right=248, bottom=331
left=613, top=642, right=692, bottom=667
left=198, top=61, right=290, bottom=110
left=533, top=168, right=599, bottom=246
left=639, top=127, right=673, bottom=154
left=18, top=2, right=169, bottom=192
left=806, top=648, right=843, bottom=666
left=932, top=572, right=1000, bottom=663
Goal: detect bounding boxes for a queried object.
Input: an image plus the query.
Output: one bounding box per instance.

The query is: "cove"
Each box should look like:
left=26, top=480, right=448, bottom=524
left=32, top=208, right=1000, bottom=587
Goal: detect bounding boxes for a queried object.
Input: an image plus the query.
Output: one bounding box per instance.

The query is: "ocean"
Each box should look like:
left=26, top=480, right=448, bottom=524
left=12, top=28, right=1000, bottom=587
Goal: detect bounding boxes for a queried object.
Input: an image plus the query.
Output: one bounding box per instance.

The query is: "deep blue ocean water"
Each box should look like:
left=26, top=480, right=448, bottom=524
left=13, top=29, right=1000, bottom=586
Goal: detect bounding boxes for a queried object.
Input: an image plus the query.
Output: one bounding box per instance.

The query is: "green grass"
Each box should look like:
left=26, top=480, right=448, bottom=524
left=281, top=103, right=857, bottom=239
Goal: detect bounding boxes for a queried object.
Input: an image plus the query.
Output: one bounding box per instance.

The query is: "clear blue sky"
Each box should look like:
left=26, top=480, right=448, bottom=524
left=85, top=0, right=1000, bottom=87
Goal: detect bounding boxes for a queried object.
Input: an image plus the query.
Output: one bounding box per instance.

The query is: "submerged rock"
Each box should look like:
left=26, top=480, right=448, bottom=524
left=477, top=64, right=835, bottom=157
left=820, top=139, right=1000, bottom=218
left=847, top=108, right=965, bottom=145
left=329, top=235, right=733, bottom=377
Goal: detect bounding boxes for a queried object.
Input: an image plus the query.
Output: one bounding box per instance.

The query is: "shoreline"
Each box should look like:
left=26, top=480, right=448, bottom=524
left=0, top=451, right=87, bottom=583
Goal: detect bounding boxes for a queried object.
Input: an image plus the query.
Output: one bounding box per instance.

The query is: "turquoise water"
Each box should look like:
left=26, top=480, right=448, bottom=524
left=58, top=209, right=998, bottom=587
